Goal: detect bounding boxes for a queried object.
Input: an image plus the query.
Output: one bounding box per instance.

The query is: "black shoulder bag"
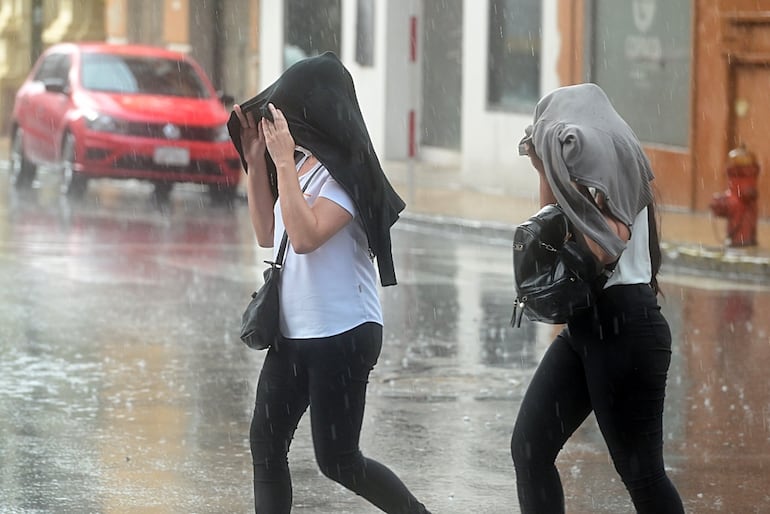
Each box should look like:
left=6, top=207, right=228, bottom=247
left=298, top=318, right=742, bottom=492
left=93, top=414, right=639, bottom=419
left=240, top=164, right=322, bottom=349
left=510, top=204, right=614, bottom=327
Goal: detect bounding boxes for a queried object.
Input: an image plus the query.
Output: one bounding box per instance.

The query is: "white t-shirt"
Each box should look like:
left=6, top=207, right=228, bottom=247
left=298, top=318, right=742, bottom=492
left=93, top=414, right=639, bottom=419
left=605, top=207, right=652, bottom=288
left=273, top=165, right=383, bottom=339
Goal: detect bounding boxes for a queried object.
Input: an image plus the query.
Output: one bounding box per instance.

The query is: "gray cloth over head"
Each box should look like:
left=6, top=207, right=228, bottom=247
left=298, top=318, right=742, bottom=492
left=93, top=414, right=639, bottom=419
left=529, top=83, right=655, bottom=260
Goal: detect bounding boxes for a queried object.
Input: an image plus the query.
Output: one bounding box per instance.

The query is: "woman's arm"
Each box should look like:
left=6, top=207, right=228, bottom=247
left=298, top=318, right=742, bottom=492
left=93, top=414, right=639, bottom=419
left=526, top=147, right=558, bottom=207
left=233, top=104, right=274, bottom=247
left=261, top=103, right=352, bottom=254
left=526, top=143, right=628, bottom=264
left=580, top=191, right=630, bottom=265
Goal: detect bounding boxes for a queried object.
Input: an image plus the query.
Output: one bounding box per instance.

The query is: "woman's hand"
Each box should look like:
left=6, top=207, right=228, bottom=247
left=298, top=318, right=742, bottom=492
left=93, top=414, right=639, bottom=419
left=233, top=104, right=265, bottom=167
left=234, top=103, right=274, bottom=247
left=261, top=103, right=296, bottom=172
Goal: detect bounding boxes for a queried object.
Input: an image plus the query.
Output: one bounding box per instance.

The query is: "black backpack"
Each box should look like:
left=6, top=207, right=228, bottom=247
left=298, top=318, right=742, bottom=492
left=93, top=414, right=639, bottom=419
left=511, top=204, right=611, bottom=327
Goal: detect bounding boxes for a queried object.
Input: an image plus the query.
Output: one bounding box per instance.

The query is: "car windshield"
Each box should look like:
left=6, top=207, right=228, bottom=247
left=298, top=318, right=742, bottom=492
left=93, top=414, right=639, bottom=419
left=81, top=53, right=210, bottom=98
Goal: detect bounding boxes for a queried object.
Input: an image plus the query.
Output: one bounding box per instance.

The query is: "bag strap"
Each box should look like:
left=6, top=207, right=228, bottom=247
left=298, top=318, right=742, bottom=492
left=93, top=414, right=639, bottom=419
left=274, top=162, right=324, bottom=266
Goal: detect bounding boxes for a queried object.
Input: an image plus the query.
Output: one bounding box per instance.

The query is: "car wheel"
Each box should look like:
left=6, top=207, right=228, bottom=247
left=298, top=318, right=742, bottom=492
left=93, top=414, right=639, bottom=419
left=61, top=133, right=88, bottom=197
left=152, top=181, right=174, bottom=203
left=208, top=183, right=238, bottom=206
left=9, top=128, right=37, bottom=189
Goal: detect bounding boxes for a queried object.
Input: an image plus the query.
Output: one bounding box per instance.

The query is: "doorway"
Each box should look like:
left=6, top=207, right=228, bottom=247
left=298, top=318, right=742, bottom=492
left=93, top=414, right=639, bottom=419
left=421, top=0, right=463, bottom=151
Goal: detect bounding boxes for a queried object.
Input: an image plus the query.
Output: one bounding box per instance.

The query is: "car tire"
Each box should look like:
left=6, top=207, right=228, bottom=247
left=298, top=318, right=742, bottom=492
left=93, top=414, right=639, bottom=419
left=61, top=133, right=88, bottom=197
left=208, top=183, right=238, bottom=206
left=9, top=128, right=37, bottom=189
left=152, top=181, right=174, bottom=203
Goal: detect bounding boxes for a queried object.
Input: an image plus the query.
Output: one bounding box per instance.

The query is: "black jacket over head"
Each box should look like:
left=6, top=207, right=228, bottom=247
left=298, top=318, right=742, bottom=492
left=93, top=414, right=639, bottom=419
left=227, top=51, right=405, bottom=286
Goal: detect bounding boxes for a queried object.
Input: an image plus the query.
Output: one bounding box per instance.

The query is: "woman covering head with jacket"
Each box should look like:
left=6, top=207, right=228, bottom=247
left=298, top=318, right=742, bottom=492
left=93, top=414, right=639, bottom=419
left=512, top=83, right=684, bottom=513
left=229, top=52, right=431, bottom=514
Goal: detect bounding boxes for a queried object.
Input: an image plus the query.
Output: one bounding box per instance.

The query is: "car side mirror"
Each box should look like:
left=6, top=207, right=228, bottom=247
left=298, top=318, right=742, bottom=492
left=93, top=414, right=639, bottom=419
left=43, top=78, right=69, bottom=95
left=218, top=91, right=234, bottom=106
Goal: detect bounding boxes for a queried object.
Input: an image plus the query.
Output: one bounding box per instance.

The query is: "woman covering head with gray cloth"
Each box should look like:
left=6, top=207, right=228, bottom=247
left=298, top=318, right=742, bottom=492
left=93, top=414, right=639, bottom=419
left=512, top=83, right=684, bottom=513
left=229, top=52, right=431, bottom=514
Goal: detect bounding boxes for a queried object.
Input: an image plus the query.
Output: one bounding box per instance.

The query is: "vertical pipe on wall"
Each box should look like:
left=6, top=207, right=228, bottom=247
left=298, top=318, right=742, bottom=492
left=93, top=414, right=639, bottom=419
left=212, top=0, right=224, bottom=91
left=407, top=11, right=418, bottom=204
left=408, top=15, right=417, bottom=158
left=30, top=0, right=43, bottom=64
left=689, top=0, right=700, bottom=212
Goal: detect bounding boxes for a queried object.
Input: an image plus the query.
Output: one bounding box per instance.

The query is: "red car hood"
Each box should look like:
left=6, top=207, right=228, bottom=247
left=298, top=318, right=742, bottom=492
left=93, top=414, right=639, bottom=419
left=80, top=91, right=228, bottom=126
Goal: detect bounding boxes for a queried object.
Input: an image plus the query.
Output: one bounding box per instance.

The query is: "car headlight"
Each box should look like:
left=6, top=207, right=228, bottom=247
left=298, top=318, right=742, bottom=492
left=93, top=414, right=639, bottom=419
left=84, top=111, right=129, bottom=134
left=214, top=124, right=230, bottom=142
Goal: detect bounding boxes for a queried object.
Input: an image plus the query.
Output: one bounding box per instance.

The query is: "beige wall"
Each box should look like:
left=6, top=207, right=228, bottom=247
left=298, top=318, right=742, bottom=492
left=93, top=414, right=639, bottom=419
left=105, top=0, right=127, bottom=41
left=0, top=0, right=105, bottom=134
left=0, top=0, right=260, bottom=134
left=164, top=0, right=189, bottom=45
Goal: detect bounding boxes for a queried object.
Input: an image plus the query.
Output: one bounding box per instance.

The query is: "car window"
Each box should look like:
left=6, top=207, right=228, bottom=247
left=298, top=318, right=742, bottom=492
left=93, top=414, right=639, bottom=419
left=53, top=54, right=72, bottom=83
left=80, top=53, right=210, bottom=98
left=34, top=53, right=67, bottom=82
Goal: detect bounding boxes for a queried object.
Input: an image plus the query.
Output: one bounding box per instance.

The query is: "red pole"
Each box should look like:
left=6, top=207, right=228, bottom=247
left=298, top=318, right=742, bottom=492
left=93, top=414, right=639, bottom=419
left=408, top=15, right=417, bottom=158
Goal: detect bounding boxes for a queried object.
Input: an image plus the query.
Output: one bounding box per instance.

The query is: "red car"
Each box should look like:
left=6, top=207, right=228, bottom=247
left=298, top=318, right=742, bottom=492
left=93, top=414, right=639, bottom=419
left=9, top=42, right=242, bottom=201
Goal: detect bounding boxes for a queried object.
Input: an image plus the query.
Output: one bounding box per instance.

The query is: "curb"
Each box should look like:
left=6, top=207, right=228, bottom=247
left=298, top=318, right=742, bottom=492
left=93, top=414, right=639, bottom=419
left=400, top=211, right=770, bottom=283
left=661, top=242, right=770, bottom=282
left=399, top=211, right=514, bottom=245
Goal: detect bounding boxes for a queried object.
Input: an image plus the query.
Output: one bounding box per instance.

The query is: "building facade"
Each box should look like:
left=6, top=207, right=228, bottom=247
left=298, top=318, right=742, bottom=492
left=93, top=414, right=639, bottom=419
left=1, top=0, right=768, bottom=217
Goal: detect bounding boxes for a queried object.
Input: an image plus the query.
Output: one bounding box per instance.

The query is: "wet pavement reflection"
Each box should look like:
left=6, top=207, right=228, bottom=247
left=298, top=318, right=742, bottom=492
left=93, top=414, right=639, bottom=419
left=1, top=174, right=769, bottom=513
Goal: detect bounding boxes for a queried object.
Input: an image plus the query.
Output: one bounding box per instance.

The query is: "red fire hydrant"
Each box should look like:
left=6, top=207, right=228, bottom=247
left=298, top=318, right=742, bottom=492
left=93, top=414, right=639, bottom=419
left=709, top=145, right=760, bottom=247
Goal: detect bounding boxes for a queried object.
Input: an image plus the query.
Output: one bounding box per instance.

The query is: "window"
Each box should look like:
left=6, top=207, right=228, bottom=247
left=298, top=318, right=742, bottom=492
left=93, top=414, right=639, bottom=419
left=590, top=0, right=691, bottom=147
left=284, top=0, right=341, bottom=69
left=34, top=53, right=69, bottom=82
left=487, top=0, right=541, bottom=112
left=422, top=0, right=463, bottom=149
left=356, top=0, right=375, bottom=66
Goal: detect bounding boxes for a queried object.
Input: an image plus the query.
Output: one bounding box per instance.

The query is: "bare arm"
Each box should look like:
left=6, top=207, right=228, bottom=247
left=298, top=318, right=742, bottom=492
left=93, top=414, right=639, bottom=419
left=526, top=143, right=628, bottom=264
left=537, top=172, right=557, bottom=208
left=233, top=104, right=274, bottom=247
left=580, top=190, right=630, bottom=265
left=526, top=147, right=558, bottom=207
left=262, top=103, right=352, bottom=254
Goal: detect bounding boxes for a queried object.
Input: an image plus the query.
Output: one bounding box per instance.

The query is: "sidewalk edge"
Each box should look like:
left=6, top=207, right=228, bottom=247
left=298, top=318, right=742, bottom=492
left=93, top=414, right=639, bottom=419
left=400, top=211, right=770, bottom=281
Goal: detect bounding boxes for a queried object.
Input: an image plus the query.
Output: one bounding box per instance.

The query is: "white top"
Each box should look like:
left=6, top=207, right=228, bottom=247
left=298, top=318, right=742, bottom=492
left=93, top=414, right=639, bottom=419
left=605, top=207, right=652, bottom=288
left=274, top=164, right=383, bottom=339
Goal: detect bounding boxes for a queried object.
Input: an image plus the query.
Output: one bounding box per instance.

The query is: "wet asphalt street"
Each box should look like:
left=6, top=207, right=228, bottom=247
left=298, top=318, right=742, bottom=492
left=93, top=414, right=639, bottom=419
left=1, top=170, right=769, bottom=513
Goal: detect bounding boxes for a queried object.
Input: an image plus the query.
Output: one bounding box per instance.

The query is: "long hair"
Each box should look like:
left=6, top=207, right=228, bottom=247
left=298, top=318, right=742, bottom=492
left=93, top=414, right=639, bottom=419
left=648, top=201, right=663, bottom=296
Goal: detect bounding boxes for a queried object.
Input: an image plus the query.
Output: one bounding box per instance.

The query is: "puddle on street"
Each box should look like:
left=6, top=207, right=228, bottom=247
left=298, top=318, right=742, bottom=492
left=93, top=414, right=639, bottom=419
left=1, top=180, right=769, bottom=512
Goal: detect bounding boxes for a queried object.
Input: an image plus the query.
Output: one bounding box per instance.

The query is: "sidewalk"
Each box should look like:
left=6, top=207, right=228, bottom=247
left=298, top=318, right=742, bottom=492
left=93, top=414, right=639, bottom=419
left=1, top=135, right=768, bottom=280
left=383, top=160, right=770, bottom=282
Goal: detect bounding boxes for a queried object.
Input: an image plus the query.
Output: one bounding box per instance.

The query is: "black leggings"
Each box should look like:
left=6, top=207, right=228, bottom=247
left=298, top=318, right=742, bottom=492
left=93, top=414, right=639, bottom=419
left=250, top=322, right=429, bottom=514
left=511, top=284, right=684, bottom=513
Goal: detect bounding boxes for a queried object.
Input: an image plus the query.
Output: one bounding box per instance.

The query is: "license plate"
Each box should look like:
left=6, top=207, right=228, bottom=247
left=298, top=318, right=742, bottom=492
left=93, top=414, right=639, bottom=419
left=153, top=147, right=190, bottom=166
